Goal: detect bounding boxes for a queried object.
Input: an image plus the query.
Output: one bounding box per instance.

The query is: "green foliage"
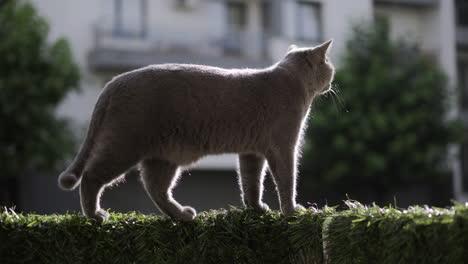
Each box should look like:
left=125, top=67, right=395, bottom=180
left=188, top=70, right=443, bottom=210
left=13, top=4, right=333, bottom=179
left=302, top=19, right=458, bottom=193
left=0, top=1, right=79, bottom=179
left=1, top=203, right=467, bottom=263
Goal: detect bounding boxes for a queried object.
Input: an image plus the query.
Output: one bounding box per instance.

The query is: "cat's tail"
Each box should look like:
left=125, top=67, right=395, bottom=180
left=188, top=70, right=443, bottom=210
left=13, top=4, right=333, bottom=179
left=58, top=92, right=109, bottom=191
left=57, top=153, right=88, bottom=191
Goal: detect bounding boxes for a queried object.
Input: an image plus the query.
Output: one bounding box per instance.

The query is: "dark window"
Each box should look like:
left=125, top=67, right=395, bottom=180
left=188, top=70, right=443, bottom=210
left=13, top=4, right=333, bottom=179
left=227, top=2, right=247, bottom=29
left=459, top=61, right=468, bottom=110
left=262, top=2, right=272, bottom=33
left=456, top=0, right=468, bottom=26
left=462, top=144, right=468, bottom=192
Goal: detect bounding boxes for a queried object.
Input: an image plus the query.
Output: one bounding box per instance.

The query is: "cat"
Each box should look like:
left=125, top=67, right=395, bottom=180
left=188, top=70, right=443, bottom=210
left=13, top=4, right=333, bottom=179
left=58, top=40, right=335, bottom=222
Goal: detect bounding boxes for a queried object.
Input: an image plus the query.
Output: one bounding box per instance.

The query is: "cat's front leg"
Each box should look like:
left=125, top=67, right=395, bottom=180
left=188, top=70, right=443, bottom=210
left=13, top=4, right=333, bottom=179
left=238, top=153, right=270, bottom=212
left=266, top=148, right=304, bottom=216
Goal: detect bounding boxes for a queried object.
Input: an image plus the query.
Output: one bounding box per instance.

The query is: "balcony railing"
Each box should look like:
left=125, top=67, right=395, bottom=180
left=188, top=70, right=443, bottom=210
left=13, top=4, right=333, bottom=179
left=93, top=23, right=225, bottom=55
left=88, top=24, right=271, bottom=71
left=93, top=24, right=153, bottom=52
left=92, top=23, right=272, bottom=58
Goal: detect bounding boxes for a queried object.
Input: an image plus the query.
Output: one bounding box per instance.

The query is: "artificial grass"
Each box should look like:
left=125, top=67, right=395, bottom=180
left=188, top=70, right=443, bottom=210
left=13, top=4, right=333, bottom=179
left=0, top=207, right=327, bottom=264
left=0, top=202, right=467, bottom=264
left=325, top=201, right=468, bottom=264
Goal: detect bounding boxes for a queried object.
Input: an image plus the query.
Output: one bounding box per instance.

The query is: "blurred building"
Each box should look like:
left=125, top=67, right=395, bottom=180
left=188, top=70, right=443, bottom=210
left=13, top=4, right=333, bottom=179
left=18, top=0, right=468, bottom=214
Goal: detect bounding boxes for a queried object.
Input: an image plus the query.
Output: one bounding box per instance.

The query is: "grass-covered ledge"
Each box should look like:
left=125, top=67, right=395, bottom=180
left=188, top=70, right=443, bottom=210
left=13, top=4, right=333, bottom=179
left=324, top=201, right=468, bottom=263
left=0, top=207, right=328, bottom=264
left=1, top=202, right=467, bottom=264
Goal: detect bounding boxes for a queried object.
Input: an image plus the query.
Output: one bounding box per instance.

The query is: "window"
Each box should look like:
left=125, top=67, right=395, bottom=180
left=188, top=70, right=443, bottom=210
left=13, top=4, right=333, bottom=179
left=175, top=0, right=188, bottom=9
left=462, top=145, right=468, bottom=192
left=296, top=1, right=322, bottom=42
left=456, top=0, right=468, bottom=27
left=227, top=2, right=247, bottom=29
left=459, top=61, right=468, bottom=109
left=174, top=0, right=198, bottom=10
left=262, top=2, right=272, bottom=33
left=113, top=0, right=147, bottom=38
left=225, top=2, right=247, bottom=54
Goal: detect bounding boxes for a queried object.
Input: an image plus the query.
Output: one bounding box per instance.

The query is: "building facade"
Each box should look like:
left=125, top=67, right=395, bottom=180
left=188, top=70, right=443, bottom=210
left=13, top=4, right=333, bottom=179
left=21, top=0, right=468, bottom=213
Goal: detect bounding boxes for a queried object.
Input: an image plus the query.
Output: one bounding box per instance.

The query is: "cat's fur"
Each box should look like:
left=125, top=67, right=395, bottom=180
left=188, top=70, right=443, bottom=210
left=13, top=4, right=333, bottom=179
left=58, top=40, right=335, bottom=222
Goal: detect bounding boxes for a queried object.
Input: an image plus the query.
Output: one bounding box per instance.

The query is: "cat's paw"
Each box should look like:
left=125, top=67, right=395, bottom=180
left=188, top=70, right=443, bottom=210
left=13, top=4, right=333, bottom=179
left=90, top=209, right=110, bottom=223
left=179, top=206, right=196, bottom=221
left=282, top=204, right=306, bottom=217
left=294, top=204, right=305, bottom=211
left=252, top=202, right=270, bottom=212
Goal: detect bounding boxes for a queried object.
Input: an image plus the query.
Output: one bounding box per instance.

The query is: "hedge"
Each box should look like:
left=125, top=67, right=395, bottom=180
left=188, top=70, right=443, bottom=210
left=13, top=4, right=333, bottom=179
left=0, top=202, right=467, bottom=264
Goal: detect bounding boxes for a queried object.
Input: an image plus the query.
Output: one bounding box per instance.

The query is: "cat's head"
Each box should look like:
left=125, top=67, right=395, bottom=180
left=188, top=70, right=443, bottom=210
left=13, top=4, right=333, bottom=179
left=282, top=40, right=335, bottom=95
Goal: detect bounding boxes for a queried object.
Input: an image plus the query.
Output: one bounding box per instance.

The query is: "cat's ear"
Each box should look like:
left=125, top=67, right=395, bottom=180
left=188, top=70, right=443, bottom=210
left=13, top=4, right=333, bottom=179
left=287, top=44, right=298, bottom=53
left=315, top=39, right=333, bottom=56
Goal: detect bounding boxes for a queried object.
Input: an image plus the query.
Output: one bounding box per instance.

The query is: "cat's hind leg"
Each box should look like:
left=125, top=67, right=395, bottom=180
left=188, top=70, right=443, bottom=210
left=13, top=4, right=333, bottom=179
left=140, top=159, right=196, bottom=221
left=80, top=154, right=138, bottom=222
left=238, top=153, right=270, bottom=212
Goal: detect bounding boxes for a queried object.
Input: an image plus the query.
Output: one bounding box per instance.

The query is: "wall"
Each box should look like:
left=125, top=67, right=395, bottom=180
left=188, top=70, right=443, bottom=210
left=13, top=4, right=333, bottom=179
left=321, top=0, right=374, bottom=63
left=269, top=0, right=374, bottom=64
left=147, top=0, right=224, bottom=50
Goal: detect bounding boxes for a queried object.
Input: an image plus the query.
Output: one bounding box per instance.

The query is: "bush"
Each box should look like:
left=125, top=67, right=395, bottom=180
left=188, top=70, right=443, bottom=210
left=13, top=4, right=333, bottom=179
left=1, top=202, right=467, bottom=264
left=0, top=2, right=79, bottom=180
left=301, top=19, right=459, bottom=199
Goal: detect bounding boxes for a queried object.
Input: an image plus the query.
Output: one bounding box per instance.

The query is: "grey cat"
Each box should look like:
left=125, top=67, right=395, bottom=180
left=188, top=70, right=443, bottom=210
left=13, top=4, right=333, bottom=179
left=58, top=40, right=335, bottom=222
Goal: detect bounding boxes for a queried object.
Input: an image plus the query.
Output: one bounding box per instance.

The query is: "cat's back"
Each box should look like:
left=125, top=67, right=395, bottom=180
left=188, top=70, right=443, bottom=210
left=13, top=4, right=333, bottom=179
left=110, top=63, right=274, bottom=88
left=102, top=63, right=281, bottom=107
left=113, top=63, right=237, bottom=85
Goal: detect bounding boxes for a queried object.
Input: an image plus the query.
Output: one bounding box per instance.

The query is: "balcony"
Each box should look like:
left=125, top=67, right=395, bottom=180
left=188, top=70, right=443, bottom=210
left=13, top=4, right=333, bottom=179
left=88, top=24, right=270, bottom=72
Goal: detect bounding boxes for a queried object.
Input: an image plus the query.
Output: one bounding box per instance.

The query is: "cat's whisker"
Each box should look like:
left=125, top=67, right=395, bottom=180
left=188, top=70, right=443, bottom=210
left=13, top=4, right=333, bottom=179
left=329, top=84, right=349, bottom=113
left=330, top=89, right=340, bottom=113
left=321, top=84, right=339, bottom=112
